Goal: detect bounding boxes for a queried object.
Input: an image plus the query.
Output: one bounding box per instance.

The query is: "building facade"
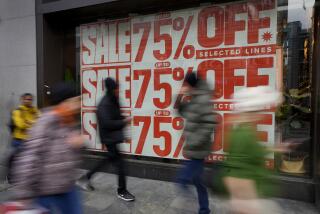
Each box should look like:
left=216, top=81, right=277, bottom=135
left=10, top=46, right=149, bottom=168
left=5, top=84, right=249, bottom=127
left=2, top=0, right=320, bottom=207
left=0, top=0, right=37, bottom=166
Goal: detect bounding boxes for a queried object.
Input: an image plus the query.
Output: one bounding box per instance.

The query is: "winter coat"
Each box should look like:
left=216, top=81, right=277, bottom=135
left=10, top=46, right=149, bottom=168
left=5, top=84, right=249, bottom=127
left=11, top=110, right=80, bottom=199
left=12, top=105, right=39, bottom=140
left=97, top=95, right=125, bottom=145
left=222, top=124, right=273, bottom=197
left=178, top=80, right=218, bottom=159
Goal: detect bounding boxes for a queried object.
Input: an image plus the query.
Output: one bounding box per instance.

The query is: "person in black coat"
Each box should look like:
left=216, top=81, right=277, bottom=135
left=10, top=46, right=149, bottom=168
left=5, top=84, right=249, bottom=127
left=77, top=77, right=135, bottom=201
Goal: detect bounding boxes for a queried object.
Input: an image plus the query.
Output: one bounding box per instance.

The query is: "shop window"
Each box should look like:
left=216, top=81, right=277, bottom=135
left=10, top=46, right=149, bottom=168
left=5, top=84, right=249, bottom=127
left=275, top=0, right=315, bottom=176
left=71, top=0, right=317, bottom=175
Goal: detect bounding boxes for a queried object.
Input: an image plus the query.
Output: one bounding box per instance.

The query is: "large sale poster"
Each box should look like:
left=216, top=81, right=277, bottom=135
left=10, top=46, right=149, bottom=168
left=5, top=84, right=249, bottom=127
left=81, top=0, right=280, bottom=166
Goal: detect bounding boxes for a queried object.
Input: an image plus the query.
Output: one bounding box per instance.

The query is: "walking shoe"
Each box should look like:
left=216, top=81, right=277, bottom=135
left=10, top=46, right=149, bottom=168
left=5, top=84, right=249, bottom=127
left=117, top=190, right=135, bottom=201
left=76, top=176, right=95, bottom=191
left=0, top=176, right=12, bottom=191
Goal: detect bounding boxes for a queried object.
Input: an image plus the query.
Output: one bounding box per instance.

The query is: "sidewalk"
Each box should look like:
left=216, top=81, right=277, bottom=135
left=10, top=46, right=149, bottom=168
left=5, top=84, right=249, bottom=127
left=0, top=171, right=319, bottom=214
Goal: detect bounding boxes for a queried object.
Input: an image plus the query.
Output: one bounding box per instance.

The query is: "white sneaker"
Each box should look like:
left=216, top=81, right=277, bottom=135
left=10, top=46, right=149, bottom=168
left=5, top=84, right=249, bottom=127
left=76, top=176, right=95, bottom=191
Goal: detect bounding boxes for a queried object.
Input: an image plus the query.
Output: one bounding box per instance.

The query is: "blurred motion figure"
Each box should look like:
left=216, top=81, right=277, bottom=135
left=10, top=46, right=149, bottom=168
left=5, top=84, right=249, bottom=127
left=77, top=77, right=135, bottom=202
left=222, top=86, right=282, bottom=214
left=176, top=72, right=218, bottom=214
left=11, top=83, right=84, bottom=214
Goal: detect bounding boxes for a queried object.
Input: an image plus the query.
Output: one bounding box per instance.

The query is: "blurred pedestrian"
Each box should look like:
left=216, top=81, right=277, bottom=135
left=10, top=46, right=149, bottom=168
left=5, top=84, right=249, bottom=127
left=176, top=72, right=218, bottom=214
left=11, top=82, right=84, bottom=214
left=222, top=86, right=282, bottom=214
left=77, top=77, right=135, bottom=202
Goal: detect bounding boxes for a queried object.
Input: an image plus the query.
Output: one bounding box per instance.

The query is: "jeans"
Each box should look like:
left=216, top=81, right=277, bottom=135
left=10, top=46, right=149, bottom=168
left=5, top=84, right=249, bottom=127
left=11, top=139, right=22, bottom=148
left=7, top=139, right=23, bottom=183
left=177, top=159, right=210, bottom=214
left=86, top=144, right=126, bottom=192
left=37, top=186, right=82, bottom=214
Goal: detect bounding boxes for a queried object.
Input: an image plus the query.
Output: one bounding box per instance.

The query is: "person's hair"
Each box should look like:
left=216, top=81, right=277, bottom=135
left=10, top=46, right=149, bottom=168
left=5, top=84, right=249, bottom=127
left=50, top=82, right=77, bottom=105
left=21, top=93, right=33, bottom=98
left=184, top=72, right=198, bottom=88
left=104, top=77, right=120, bottom=106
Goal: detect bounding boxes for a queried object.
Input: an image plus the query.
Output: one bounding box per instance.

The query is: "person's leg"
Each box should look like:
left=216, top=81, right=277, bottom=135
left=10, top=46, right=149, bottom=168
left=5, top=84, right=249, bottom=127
left=77, top=146, right=112, bottom=191
left=176, top=159, right=201, bottom=201
left=56, top=187, right=83, bottom=214
left=223, top=177, right=259, bottom=213
left=86, top=148, right=112, bottom=179
left=37, top=195, right=58, bottom=213
left=192, top=160, right=210, bottom=214
left=107, top=144, right=127, bottom=192
left=177, top=159, right=198, bottom=187
left=11, top=139, right=22, bottom=149
left=7, top=140, right=23, bottom=183
left=108, top=144, right=134, bottom=201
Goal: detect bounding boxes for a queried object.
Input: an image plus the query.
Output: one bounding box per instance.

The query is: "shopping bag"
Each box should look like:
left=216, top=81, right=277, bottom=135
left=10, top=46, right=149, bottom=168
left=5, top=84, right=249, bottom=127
left=0, top=202, right=48, bottom=214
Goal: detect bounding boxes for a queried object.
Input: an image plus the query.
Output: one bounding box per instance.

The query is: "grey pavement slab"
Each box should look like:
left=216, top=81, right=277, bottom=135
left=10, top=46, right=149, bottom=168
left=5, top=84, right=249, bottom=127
left=0, top=170, right=319, bottom=214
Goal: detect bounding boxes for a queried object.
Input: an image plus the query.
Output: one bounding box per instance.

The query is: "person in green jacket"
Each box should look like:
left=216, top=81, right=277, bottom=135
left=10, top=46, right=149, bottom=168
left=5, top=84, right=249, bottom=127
left=222, top=86, right=282, bottom=214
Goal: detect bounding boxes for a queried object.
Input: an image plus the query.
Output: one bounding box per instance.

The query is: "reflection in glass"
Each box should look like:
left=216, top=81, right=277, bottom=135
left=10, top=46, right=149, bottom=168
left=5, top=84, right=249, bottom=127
left=276, top=0, right=315, bottom=176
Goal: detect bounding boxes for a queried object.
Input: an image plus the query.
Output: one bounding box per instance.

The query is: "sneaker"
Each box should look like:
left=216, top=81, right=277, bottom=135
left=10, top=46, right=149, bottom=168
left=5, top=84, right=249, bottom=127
left=0, top=176, right=11, bottom=191
left=76, top=176, right=95, bottom=191
left=117, top=190, right=135, bottom=202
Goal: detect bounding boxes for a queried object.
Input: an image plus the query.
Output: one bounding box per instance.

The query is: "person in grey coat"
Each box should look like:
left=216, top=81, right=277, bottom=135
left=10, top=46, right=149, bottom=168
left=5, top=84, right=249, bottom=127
left=11, top=82, right=84, bottom=214
left=177, top=72, right=218, bottom=214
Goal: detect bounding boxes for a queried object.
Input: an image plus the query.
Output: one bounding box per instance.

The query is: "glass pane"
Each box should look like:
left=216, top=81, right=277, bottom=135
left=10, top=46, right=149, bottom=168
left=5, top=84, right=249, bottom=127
left=72, top=0, right=317, bottom=173
left=276, top=0, right=315, bottom=176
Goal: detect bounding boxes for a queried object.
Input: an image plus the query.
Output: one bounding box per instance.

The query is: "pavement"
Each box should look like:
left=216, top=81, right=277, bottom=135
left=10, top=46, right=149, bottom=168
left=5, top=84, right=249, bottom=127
left=0, top=170, right=319, bottom=214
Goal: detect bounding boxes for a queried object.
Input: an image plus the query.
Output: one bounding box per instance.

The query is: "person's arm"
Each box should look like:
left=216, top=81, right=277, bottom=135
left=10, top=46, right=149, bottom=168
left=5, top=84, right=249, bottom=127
left=97, top=104, right=126, bottom=130
left=199, top=101, right=218, bottom=125
left=188, top=95, right=218, bottom=148
left=12, top=109, right=30, bottom=130
left=34, top=107, right=41, bottom=118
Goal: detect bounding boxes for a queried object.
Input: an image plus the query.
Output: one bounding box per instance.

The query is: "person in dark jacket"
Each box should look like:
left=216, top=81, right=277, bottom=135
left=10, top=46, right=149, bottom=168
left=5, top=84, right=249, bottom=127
left=176, top=72, right=218, bottom=214
left=77, top=77, right=135, bottom=201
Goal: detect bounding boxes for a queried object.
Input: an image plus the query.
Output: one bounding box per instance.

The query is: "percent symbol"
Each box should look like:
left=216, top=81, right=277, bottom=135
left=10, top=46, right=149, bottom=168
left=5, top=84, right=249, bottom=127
left=173, top=15, right=195, bottom=59
left=171, top=117, right=185, bottom=158
left=172, top=66, right=194, bottom=81
left=173, top=66, right=194, bottom=109
left=172, top=117, right=184, bottom=130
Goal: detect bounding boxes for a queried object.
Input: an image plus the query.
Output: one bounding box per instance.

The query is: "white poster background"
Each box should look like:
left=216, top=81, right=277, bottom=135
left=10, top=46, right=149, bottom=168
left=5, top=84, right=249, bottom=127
left=81, top=0, right=278, bottom=164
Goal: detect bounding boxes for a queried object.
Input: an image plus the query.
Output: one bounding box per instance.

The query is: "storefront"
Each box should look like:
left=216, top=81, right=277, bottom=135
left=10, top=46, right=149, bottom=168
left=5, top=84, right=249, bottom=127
left=35, top=0, right=320, bottom=205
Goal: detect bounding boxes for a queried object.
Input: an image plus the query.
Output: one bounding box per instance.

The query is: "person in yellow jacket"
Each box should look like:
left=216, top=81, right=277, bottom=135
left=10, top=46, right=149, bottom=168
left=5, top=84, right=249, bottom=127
left=11, top=93, right=40, bottom=148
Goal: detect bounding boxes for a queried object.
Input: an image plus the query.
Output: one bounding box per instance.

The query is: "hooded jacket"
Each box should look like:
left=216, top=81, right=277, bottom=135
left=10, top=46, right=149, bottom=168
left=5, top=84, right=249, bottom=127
left=97, top=78, right=125, bottom=145
left=11, top=110, right=80, bottom=199
left=178, top=80, right=218, bottom=159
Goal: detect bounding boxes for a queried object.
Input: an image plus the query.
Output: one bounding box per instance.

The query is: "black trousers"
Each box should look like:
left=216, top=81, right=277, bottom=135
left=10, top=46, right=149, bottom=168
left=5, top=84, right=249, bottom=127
left=86, top=144, right=126, bottom=191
